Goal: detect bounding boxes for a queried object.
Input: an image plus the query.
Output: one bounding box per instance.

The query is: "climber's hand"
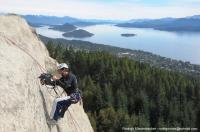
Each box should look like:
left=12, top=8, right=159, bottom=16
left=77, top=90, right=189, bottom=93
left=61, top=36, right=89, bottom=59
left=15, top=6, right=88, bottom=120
left=52, top=76, right=58, bottom=81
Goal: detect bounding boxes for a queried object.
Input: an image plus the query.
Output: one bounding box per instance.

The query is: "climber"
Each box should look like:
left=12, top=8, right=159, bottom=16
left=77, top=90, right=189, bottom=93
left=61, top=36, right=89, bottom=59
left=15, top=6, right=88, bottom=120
left=40, top=63, right=81, bottom=125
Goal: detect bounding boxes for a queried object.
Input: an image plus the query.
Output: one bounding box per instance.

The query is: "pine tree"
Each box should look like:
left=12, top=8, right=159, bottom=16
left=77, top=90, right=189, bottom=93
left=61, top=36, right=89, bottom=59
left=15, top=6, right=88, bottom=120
left=46, top=40, right=55, bottom=57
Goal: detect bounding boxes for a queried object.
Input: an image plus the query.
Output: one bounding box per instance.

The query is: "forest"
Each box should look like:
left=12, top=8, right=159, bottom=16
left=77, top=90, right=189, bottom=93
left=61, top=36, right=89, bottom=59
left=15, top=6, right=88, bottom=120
left=46, top=41, right=200, bottom=131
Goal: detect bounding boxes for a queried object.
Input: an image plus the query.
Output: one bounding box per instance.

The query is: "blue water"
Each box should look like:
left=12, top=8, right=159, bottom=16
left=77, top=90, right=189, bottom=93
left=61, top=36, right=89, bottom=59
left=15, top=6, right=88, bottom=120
left=36, top=25, right=200, bottom=64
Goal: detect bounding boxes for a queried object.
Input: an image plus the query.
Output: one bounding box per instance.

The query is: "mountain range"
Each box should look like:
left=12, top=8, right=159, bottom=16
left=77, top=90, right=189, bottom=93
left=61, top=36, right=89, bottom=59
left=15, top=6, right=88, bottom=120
left=23, top=15, right=124, bottom=26
left=23, top=14, right=200, bottom=32
left=117, top=16, right=200, bottom=32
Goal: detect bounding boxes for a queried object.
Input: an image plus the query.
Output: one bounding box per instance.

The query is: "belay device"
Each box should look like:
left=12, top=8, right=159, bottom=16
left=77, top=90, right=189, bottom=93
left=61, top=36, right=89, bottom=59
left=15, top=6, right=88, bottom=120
left=39, top=73, right=63, bottom=97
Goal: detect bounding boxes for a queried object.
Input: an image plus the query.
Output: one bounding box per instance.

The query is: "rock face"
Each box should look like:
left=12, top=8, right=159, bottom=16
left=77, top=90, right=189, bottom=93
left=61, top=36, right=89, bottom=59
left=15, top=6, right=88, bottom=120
left=0, top=15, right=93, bottom=132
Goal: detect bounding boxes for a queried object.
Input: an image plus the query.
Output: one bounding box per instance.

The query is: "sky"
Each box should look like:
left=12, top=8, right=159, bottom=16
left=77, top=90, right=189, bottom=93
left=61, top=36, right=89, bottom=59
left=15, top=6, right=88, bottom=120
left=1, top=0, right=200, bottom=20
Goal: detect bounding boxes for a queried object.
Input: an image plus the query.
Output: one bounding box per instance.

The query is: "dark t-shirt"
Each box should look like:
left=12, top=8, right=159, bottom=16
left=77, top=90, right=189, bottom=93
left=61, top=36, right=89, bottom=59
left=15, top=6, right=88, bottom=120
left=53, top=73, right=78, bottom=95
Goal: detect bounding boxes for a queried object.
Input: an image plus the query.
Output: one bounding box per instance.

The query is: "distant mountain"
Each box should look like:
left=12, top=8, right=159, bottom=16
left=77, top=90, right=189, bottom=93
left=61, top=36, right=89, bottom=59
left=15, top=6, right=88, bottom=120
left=23, top=15, right=124, bottom=27
left=127, top=19, right=152, bottom=23
left=68, top=21, right=98, bottom=27
left=49, top=23, right=77, bottom=32
left=63, top=29, right=94, bottom=38
left=187, top=15, right=200, bottom=19
left=117, top=15, right=200, bottom=32
left=23, top=15, right=79, bottom=25
left=79, top=18, right=125, bottom=24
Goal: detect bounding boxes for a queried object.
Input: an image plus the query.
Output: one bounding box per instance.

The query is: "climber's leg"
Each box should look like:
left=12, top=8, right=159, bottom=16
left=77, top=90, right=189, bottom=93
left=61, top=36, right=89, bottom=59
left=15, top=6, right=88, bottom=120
left=59, top=99, right=72, bottom=118
left=50, top=96, right=70, bottom=121
left=59, top=91, right=81, bottom=118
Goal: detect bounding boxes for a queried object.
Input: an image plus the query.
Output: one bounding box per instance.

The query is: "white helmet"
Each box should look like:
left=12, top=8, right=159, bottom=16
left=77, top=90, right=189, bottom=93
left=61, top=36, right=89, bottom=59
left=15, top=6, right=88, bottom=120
left=57, top=63, right=69, bottom=70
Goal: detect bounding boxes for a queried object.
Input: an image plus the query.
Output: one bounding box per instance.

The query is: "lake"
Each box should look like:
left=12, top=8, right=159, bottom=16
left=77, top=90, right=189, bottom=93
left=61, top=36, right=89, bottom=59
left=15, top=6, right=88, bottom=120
left=36, top=25, right=200, bottom=65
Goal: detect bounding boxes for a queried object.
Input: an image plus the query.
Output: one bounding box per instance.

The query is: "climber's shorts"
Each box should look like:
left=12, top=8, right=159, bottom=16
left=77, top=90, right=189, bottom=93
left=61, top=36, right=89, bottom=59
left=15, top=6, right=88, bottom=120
left=70, top=89, right=82, bottom=104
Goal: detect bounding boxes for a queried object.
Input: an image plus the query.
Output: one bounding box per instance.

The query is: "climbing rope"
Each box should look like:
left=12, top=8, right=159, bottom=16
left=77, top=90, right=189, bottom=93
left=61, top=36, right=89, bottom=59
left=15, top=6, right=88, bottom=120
left=68, top=109, right=83, bottom=132
left=0, top=32, right=46, bottom=72
left=0, top=32, right=84, bottom=132
left=0, top=32, right=64, bottom=97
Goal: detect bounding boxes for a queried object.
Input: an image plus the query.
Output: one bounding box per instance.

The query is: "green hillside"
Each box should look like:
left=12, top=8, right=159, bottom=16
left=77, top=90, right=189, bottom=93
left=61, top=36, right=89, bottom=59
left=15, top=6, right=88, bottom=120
left=46, top=42, right=200, bottom=131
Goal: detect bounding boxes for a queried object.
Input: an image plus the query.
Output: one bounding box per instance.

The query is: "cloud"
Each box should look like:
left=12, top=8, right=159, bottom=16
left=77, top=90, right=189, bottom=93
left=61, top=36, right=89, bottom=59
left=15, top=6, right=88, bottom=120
left=0, top=0, right=200, bottom=19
